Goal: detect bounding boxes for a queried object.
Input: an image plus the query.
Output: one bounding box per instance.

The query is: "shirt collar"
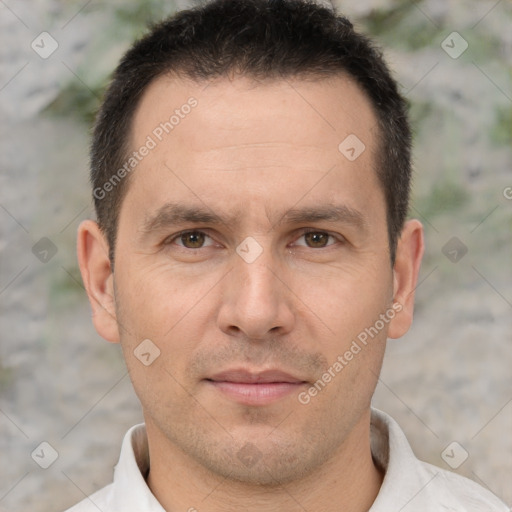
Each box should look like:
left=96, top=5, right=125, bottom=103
left=110, top=423, right=165, bottom=511
left=369, top=408, right=474, bottom=511
left=107, top=408, right=489, bottom=511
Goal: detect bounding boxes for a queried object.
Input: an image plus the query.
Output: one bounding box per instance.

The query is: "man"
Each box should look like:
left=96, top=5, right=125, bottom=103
left=69, top=0, right=508, bottom=510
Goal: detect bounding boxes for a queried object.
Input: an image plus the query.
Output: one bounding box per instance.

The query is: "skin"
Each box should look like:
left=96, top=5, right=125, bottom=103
left=78, top=74, right=424, bottom=512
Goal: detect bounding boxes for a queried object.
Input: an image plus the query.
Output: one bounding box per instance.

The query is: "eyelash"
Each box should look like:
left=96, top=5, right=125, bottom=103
left=164, top=228, right=343, bottom=249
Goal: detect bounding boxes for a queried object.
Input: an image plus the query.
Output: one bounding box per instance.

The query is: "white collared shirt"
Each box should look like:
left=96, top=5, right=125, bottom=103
left=63, top=408, right=508, bottom=511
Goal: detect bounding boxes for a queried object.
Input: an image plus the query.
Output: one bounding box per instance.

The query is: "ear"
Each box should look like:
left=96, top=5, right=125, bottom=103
left=77, top=220, right=120, bottom=343
left=387, top=219, right=424, bottom=339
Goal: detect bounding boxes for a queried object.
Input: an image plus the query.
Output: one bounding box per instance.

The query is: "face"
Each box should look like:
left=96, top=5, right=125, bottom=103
left=78, top=74, right=423, bottom=486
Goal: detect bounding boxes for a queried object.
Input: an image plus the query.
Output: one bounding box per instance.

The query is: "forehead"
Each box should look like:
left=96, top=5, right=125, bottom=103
left=122, top=73, right=382, bottom=227
left=131, top=73, right=377, bottom=156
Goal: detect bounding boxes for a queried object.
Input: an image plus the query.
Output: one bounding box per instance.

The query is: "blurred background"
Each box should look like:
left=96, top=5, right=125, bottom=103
left=0, top=0, right=511, bottom=510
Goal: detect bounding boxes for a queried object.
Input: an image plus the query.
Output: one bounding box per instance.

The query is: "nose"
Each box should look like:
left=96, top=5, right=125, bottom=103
left=216, top=249, right=295, bottom=340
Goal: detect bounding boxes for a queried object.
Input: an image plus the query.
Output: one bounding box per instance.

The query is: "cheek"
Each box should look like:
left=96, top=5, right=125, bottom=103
left=113, top=265, right=207, bottom=411
left=299, top=260, right=393, bottom=345
left=115, top=258, right=220, bottom=341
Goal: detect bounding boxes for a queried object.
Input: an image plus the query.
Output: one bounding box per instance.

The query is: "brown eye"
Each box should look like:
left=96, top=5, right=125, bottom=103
left=303, top=232, right=330, bottom=248
left=179, top=231, right=206, bottom=248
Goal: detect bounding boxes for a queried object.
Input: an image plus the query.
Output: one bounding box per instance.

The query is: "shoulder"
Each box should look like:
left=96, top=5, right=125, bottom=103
left=61, top=483, right=113, bottom=512
left=420, top=460, right=509, bottom=511
left=370, top=408, right=508, bottom=511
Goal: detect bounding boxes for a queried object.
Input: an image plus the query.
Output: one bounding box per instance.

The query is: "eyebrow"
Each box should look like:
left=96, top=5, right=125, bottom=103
left=139, top=203, right=236, bottom=235
left=276, top=205, right=367, bottom=231
left=139, top=201, right=368, bottom=238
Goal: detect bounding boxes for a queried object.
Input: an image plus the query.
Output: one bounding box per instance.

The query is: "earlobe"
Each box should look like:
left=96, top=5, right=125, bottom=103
left=387, top=219, right=424, bottom=339
left=77, top=220, right=120, bottom=343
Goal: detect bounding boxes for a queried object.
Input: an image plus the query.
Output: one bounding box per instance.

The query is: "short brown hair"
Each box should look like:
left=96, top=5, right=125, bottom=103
left=91, top=0, right=411, bottom=265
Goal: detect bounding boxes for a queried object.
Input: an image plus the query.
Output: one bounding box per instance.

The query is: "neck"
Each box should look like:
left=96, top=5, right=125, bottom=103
left=146, top=409, right=383, bottom=512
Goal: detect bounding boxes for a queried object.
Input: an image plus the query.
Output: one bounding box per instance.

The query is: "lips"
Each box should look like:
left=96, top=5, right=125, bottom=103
left=205, top=369, right=308, bottom=405
left=206, top=369, right=306, bottom=384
